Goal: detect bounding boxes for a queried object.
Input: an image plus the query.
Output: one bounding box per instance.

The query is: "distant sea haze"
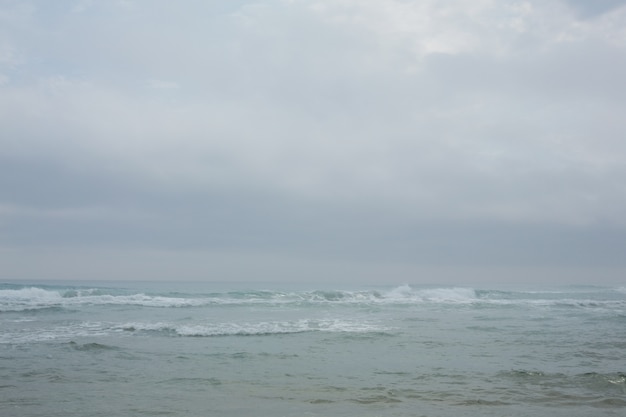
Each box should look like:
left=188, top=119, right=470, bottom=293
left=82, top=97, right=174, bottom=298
left=2, top=281, right=626, bottom=416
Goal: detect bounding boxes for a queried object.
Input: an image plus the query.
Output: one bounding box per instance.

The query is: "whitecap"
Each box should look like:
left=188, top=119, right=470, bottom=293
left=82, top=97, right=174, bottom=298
left=115, top=319, right=387, bottom=337
left=382, top=285, right=477, bottom=303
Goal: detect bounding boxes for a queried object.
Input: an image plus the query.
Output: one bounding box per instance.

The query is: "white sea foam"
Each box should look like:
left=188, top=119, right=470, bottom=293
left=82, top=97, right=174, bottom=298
left=383, top=286, right=477, bottom=303
left=117, top=319, right=386, bottom=337
left=0, top=287, right=206, bottom=311
left=241, top=286, right=479, bottom=305
left=0, top=287, right=65, bottom=311
left=3, top=285, right=624, bottom=313
left=0, top=286, right=476, bottom=311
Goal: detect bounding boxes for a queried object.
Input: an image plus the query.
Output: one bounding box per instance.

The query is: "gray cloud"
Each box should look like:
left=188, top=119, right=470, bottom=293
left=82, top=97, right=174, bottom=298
left=564, top=0, right=626, bottom=18
left=1, top=0, right=626, bottom=283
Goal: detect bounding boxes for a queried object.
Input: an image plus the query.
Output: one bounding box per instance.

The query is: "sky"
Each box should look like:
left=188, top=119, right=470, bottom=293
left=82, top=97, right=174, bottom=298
left=1, top=0, right=626, bottom=285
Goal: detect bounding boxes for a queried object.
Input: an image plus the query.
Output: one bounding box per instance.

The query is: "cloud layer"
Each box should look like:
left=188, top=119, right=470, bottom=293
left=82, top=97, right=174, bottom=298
left=2, top=0, right=626, bottom=282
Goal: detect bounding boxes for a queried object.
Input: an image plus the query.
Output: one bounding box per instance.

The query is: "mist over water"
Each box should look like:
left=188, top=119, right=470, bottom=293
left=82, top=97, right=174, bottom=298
left=2, top=281, right=626, bottom=416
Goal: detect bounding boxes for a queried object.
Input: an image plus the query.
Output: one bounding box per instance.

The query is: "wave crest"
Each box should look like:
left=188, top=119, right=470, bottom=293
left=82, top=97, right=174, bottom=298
left=117, top=319, right=386, bottom=337
left=384, top=286, right=477, bottom=302
left=3, top=284, right=624, bottom=312
left=0, top=287, right=204, bottom=311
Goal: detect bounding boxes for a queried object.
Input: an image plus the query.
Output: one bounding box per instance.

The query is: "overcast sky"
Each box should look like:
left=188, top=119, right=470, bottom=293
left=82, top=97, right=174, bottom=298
left=1, top=0, right=626, bottom=284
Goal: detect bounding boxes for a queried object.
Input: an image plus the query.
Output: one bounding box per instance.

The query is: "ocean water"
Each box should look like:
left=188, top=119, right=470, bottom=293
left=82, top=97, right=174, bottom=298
left=1, top=281, right=625, bottom=417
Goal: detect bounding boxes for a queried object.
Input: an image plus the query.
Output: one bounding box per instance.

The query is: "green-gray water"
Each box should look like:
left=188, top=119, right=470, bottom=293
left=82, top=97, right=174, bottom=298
left=2, top=282, right=625, bottom=416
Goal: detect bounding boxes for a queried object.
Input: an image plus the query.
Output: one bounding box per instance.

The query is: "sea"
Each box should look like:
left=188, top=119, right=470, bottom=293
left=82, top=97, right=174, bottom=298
left=1, top=281, right=625, bottom=417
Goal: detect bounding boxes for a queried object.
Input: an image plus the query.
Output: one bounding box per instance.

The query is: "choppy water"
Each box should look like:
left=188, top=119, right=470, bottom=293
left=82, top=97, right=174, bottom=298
left=1, top=281, right=626, bottom=416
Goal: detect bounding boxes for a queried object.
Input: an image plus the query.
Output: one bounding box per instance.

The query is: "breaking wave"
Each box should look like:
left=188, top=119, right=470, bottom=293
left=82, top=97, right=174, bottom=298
left=117, top=319, right=387, bottom=337
left=0, top=287, right=207, bottom=311
left=2, top=284, right=625, bottom=312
